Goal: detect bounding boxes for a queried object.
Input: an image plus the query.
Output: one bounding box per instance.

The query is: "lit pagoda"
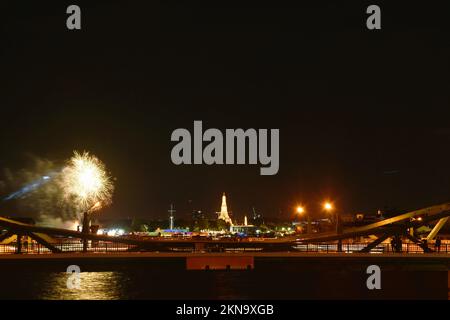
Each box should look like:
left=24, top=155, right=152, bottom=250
left=217, top=192, right=233, bottom=225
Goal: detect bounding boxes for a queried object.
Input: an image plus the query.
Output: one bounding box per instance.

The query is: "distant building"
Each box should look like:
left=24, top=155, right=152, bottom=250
left=350, top=213, right=382, bottom=226
left=230, top=225, right=259, bottom=236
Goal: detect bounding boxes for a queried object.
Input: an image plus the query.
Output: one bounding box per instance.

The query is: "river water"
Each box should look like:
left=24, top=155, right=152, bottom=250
left=0, top=258, right=447, bottom=300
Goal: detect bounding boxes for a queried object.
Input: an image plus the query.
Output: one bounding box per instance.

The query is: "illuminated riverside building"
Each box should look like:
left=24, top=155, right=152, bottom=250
left=230, top=215, right=259, bottom=236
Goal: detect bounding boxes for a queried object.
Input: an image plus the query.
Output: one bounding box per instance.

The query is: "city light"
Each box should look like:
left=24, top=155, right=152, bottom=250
left=296, top=206, right=305, bottom=214
left=323, top=202, right=333, bottom=211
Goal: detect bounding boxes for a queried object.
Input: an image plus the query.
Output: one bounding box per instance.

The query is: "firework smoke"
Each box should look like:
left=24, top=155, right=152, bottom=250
left=0, top=151, right=114, bottom=227
left=38, top=214, right=80, bottom=230
left=3, top=174, right=56, bottom=201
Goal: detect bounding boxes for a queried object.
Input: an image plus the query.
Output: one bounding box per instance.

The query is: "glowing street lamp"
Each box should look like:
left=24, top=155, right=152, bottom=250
left=323, top=200, right=342, bottom=252
left=296, top=205, right=312, bottom=235
left=324, top=202, right=333, bottom=212
left=323, top=201, right=336, bottom=227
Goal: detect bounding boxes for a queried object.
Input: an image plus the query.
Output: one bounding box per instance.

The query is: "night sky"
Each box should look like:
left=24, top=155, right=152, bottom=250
left=1, top=1, right=450, bottom=222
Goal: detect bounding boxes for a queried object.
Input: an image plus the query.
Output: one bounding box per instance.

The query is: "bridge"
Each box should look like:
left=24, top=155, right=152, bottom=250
left=0, top=203, right=449, bottom=254
left=297, top=202, right=450, bottom=253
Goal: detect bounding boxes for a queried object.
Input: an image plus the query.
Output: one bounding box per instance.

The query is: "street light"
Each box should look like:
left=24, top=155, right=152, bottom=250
left=323, top=201, right=335, bottom=231
left=296, top=205, right=311, bottom=235
left=323, top=201, right=336, bottom=228
left=324, top=202, right=333, bottom=212
left=323, top=201, right=342, bottom=252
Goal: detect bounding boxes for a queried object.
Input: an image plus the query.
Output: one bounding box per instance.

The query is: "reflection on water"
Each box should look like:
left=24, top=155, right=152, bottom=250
left=0, top=260, right=446, bottom=300
left=40, top=272, right=125, bottom=300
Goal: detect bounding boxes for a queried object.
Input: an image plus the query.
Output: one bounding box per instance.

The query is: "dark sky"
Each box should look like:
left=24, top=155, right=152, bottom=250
left=1, top=1, right=450, bottom=222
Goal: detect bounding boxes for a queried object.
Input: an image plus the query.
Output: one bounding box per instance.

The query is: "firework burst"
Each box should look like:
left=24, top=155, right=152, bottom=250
left=59, top=151, right=114, bottom=212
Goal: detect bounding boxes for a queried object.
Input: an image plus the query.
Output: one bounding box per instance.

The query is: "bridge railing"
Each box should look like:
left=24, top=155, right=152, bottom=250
left=0, top=241, right=448, bottom=254
left=293, top=242, right=449, bottom=254
left=0, top=241, right=136, bottom=254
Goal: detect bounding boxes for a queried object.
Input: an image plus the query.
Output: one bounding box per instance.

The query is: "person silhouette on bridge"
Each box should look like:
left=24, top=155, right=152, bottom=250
left=435, top=237, right=442, bottom=253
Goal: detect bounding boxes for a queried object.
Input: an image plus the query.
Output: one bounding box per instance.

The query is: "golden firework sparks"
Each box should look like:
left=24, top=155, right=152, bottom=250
left=59, top=151, right=114, bottom=212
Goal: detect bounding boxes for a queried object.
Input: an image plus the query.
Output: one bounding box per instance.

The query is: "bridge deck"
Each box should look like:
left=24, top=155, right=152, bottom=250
left=0, top=252, right=449, bottom=261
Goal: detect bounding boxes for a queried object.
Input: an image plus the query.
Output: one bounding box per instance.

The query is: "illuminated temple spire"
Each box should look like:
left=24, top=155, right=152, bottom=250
left=218, top=192, right=233, bottom=225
